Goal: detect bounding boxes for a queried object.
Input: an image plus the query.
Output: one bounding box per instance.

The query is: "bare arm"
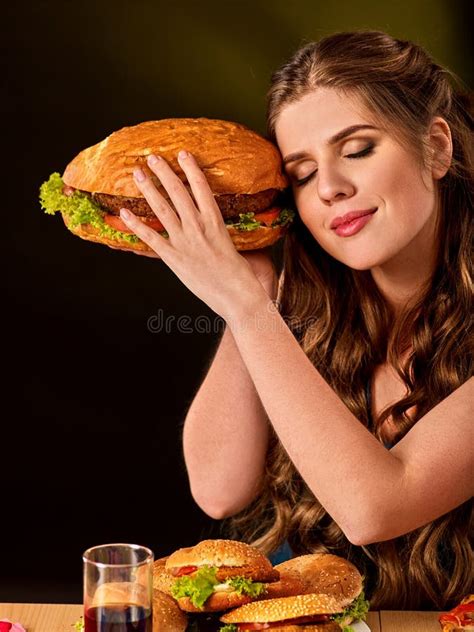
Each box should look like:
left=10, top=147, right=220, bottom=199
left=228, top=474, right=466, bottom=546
left=182, top=253, right=281, bottom=519
left=182, top=324, right=270, bottom=519
left=223, top=289, right=474, bottom=545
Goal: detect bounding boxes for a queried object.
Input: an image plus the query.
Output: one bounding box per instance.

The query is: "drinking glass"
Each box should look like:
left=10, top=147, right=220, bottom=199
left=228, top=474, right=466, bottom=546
left=83, top=543, right=154, bottom=632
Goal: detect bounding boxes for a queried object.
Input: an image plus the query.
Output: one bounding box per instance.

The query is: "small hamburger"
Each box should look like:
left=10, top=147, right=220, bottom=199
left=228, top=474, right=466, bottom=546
left=219, top=593, right=350, bottom=632
left=39, top=118, right=294, bottom=255
left=165, top=539, right=280, bottom=613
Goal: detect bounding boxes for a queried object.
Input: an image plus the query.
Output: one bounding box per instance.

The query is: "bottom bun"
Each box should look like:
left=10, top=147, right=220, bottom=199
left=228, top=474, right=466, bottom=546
left=177, top=590, right=255, bottom=613
left=153, top=589, right=188, bottom=632
left=61, top=212, right=289, bottom=255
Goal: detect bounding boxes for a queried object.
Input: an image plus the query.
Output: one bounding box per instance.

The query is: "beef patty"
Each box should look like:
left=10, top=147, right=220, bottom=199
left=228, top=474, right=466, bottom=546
left=68, top=188, right=280, bottom=220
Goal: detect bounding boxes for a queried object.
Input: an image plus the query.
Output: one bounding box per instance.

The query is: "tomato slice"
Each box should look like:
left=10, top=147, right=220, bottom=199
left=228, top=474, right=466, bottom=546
left=170, top=565, right=199, bottom=577
left=104, top=213, right=165, bottom=234
left=253, top=207, right=281, bottom=227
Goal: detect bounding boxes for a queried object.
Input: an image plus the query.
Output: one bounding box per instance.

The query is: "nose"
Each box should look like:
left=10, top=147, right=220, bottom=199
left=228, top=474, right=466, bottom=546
left=316, top=165, right=355, bottom=204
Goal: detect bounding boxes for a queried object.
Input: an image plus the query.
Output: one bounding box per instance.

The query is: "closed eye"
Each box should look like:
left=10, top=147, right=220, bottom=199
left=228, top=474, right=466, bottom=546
left=294, top=143, right=375, bottom=187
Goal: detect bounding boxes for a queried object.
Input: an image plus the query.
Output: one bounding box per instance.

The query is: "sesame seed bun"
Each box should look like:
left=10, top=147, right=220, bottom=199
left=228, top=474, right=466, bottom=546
left=220, top=593, right=343, bottom=623
left=166, top=539, right=279, bottom=583
left=262, top=625, right=341, bottom=632
left=275, top=555, right=363, bottom=607
left=153, top=556, right=175, bottom=595
left=153, top=589, right=188, bottom=632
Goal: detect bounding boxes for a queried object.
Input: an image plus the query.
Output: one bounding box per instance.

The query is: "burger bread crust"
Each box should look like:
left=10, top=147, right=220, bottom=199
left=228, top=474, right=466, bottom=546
left=153, top=556, right=175, bottom=595
left=165, top=539, right=279, bottom=582
left=62, top=118, right=288, bottom=198
left=264, top=625, right=341, bottom=632
left=152, top=589, right=188, bottom=632
left=220, top=593, right=344, bottom=623
left=62, top=212, right=290, bottom=254
left=275, top=555, right=363, bottom=607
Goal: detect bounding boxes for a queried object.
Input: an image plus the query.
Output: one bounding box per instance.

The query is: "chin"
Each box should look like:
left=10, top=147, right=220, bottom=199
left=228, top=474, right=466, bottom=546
left=319, top=243, right=382, bottom=271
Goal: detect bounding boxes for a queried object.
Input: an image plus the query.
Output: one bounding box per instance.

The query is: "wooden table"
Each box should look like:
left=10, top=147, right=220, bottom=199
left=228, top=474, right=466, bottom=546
left=0, top=603, right=444, bottom=631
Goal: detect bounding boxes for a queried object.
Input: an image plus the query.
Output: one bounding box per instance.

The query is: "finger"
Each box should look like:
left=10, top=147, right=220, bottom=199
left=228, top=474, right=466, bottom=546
left=176, top=150, right=224, bottom=226
left=133, top=167, right=182, bottom=235
left=119, top=208, right=171, bottom=258
left=146, top=154, right=203, bottom=231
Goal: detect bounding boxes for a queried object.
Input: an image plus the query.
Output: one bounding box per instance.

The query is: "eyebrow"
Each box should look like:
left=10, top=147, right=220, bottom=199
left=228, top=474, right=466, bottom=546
left=282, top=124, right=379, bottom=166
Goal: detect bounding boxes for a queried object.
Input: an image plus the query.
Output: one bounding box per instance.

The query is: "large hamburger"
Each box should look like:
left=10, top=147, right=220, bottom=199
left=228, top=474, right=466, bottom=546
left=164, top=539, right=280, bottom=613
left=39, top=118, right=294, bottom=255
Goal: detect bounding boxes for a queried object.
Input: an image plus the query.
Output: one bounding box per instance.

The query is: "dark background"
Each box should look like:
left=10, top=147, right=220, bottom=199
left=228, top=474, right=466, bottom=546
left=2, top=0, right=472, bottom=604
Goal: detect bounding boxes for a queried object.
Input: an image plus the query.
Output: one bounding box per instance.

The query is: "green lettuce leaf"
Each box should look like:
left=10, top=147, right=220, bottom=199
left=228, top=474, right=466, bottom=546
left=227, top=576, right=267, bottom=598
left=219, top=625, right=238, bottom=632
left=171, top=565, right=218, bottom=609
left=331, top=590, right=370, bottom=628
left=171, top=566, right=268, bottom=609
left=225, top=208, right=295, bottom=232
left=40, top=172, right=295, bottom=246
left=39, top=172, right=142, bottom=244
left=271, top=208, right=296, bottom=227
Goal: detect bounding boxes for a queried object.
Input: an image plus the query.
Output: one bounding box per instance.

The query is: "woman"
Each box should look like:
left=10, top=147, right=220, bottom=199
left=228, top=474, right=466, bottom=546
left=119, top=31, right=473, bottom=610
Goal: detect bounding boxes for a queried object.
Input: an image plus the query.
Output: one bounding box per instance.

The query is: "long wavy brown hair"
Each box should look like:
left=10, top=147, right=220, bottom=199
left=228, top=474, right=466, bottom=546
left=226, top=31, right=473, bottom=610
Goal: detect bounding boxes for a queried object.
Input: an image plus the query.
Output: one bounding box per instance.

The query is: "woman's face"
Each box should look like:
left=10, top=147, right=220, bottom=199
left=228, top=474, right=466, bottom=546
left=275, top=88, right=439, bottom=271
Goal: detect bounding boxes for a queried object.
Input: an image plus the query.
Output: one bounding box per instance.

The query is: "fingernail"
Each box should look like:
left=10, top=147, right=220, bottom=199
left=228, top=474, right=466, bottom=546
left=120, top=208, right=131, bottom=220
left=133, top=168, right=146, bottom=182
left=147, top=154, right=159, bottom=166
left=178, top=150, right=188, bottom=160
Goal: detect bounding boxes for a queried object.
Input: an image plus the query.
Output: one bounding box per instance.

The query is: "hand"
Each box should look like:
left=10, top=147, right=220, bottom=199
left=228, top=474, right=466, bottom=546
left=118, top=151, right=266, bottom=320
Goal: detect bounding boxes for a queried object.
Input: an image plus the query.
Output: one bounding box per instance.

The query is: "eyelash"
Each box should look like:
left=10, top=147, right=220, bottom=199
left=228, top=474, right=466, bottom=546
left=294, top=144, right=375, bottom=187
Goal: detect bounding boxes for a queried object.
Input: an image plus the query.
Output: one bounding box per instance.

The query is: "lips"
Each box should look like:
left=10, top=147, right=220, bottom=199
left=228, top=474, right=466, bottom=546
left=330, top=208, right=377, bottom=229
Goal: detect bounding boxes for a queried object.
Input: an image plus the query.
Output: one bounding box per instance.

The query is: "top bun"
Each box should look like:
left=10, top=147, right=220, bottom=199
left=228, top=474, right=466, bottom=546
left=166, top=539, right=276, bottom=577
left=220, top=593, right=343, bottom=623
left=63, top=118, right=288, bottom=199
left=275, top=554, right=362, bottom=607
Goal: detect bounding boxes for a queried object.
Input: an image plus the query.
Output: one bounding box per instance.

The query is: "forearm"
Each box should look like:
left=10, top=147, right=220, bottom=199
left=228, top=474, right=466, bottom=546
left=183, top=323, right=270, bottom=519
left=225, top=290, right=406, bottom=545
